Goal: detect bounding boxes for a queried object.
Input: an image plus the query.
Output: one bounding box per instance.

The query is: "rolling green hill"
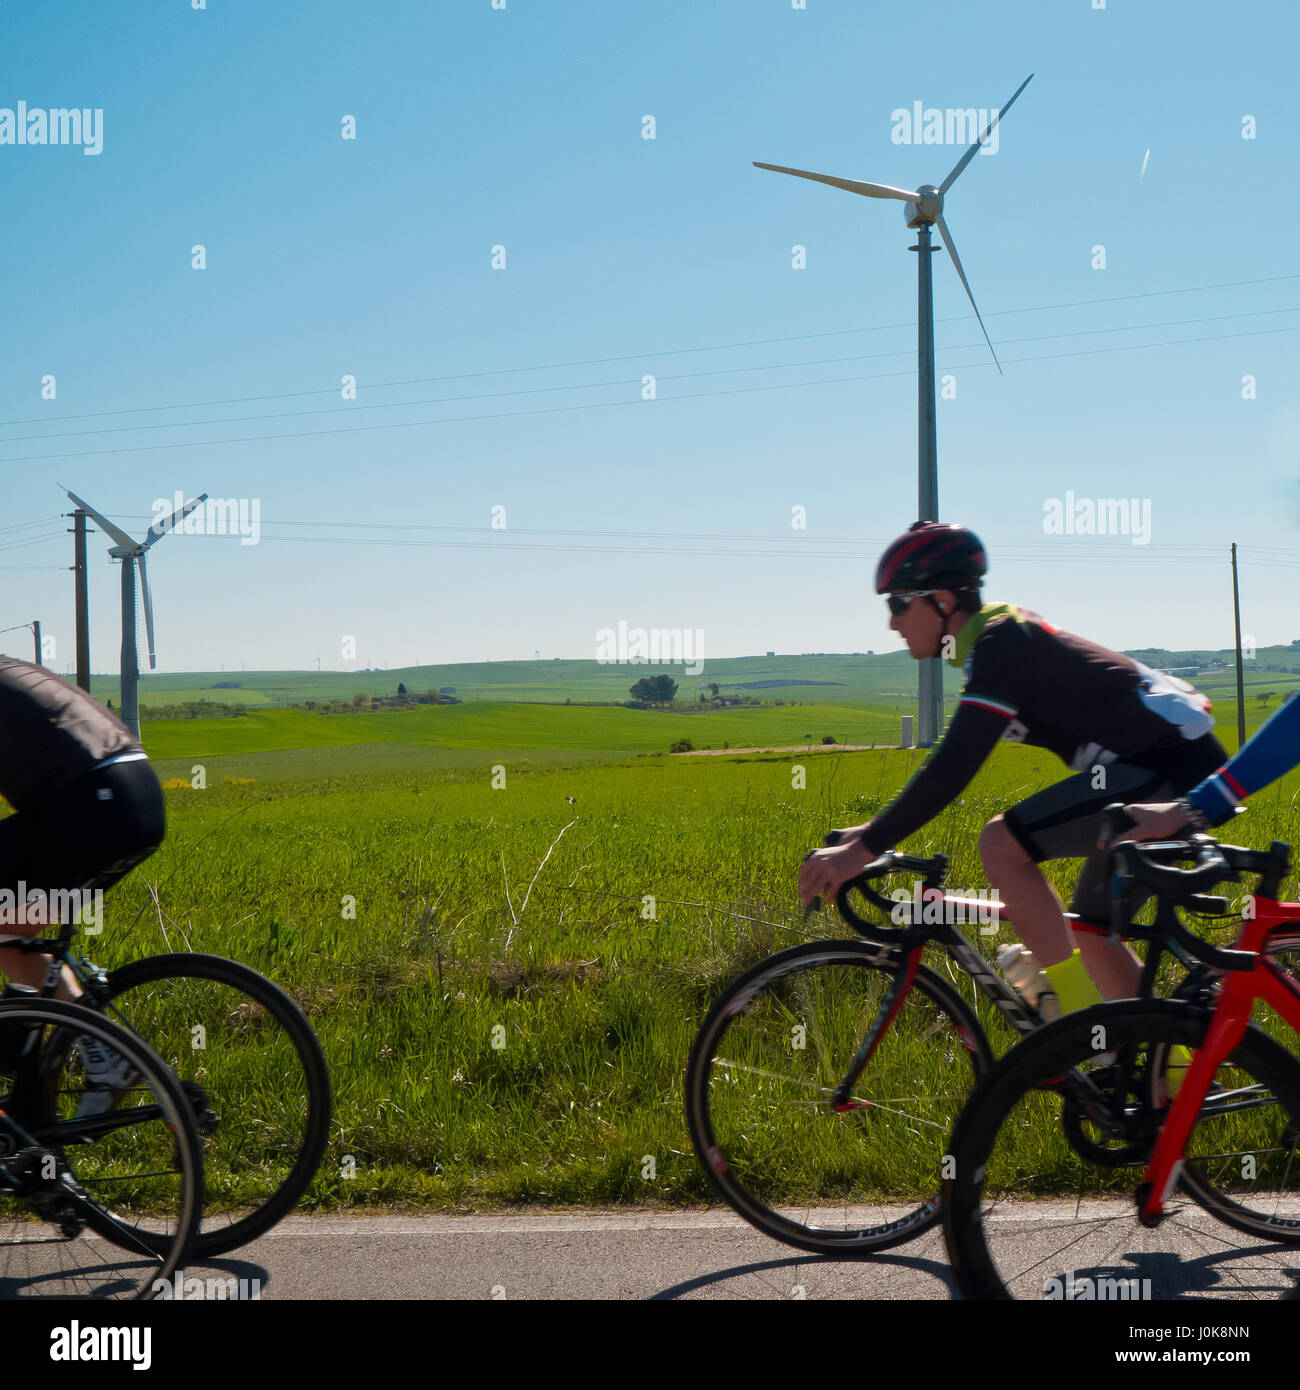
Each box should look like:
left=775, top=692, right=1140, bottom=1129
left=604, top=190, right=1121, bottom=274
left=82, top=642, right=1300, bottom=713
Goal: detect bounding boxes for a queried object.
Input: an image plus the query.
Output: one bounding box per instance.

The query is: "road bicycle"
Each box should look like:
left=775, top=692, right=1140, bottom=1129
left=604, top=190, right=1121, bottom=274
left=0, top=991, right=203, bottom=1298
left=6, top=914, right=331, bottom=1257
left=942, top=823, right=1300, bottom=1299
left=684, top=826, right=1300, bottom=1257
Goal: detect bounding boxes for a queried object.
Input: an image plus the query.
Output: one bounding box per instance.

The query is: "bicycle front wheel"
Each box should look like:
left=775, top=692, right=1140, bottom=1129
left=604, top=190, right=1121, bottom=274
left=80, top=953, right=330, bottom=1256
left=943, top=1000, right=1300, bottom=1300
left=686, top=939, right=991, bottom=1256
left=3, top=997, right=202, bottom=1300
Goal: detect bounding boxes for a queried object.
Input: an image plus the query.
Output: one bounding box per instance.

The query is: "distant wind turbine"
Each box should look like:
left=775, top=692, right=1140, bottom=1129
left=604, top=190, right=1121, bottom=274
left=755, top=73, right=1033, bottom=745
left=63, top=487, right=207, bottom=741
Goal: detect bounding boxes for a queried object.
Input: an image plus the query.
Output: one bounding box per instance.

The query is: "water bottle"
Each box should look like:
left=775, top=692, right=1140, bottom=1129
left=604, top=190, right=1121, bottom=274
left=995, top=943, right=1061, bottom=1022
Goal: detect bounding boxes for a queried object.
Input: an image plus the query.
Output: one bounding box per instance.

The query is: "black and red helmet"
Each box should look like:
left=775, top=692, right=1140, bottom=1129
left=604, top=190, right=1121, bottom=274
left=874, top=521, right=987, bottom=594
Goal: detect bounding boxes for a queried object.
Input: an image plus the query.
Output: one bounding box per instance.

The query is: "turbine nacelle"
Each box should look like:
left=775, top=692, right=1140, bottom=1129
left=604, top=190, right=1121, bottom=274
left=904, top=185, right=943, bottom=228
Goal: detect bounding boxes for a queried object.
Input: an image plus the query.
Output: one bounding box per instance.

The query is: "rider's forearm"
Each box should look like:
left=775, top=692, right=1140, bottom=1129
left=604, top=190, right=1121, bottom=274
left=1185, top=697, right=1300, bottom=824
left=862, top=701, right=1010, bottom=856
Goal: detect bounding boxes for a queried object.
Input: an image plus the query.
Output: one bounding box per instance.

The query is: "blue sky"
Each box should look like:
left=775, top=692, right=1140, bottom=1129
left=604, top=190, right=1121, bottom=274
left=2, top=0, right=1297, bottom=676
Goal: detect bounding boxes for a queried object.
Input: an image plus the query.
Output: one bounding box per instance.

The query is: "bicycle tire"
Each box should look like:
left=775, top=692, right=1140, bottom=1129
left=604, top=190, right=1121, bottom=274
left=3, top=997, right=203, bottom=1299
left=87, top=953, right=330, bottom=1256
left=943, top=1000, right=1300, bottom=1300
left=686, top=938, right=993, bottom=1256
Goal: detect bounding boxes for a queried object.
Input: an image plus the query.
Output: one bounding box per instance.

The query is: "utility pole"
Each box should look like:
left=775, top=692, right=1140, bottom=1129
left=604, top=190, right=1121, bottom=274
left=913, top=223, right=943, bottom=747
left=72, top=509, right=91, bottom=690
left=1231, top=542, right=1246, bottom=748
left=32, top=621, right=42, bottom=665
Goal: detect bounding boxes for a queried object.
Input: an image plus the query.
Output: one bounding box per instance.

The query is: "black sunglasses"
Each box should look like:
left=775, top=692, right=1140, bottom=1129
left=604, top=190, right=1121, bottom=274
left=886, top=590, right=936, bottom=617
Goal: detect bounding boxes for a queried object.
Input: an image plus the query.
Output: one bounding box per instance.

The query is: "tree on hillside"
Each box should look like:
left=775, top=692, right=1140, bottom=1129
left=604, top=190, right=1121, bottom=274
left=629, top=674, right=677, bottom=704
left=1259, top=692, right=1276, bottom=708
left=708, top=682, right=719, bottom=699
left=397, top=682, right=408, bottom=695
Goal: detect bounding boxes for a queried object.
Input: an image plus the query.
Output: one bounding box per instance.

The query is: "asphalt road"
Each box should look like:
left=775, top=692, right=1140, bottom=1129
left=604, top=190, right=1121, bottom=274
left=178, top=1202, right=1300, bottom=1300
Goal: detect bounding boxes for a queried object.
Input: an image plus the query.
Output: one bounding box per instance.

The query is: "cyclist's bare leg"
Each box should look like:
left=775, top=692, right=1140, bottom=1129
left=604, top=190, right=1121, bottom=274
left=979, top=815, right=1141, bottom=996
left=0, top=905, right=83, bottom=1001
left=1075, top=929, right=1143, bottom=999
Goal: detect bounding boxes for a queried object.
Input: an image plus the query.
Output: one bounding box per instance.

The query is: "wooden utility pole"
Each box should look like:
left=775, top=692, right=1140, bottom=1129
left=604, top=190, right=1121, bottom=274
left=32, top=620, right=42, bottom=665
left=72, top=509, right=91, bottom=690
left=1231, top=542, right=1246, bottom=748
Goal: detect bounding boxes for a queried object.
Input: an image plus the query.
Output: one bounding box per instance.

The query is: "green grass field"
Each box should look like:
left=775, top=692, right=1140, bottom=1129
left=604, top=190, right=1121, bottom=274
left=76, top=703, right=1300, bottom=1213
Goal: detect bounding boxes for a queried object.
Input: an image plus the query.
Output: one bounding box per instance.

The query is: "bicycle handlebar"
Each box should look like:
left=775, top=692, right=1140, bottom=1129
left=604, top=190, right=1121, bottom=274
left=808, top=831, right=949, bottom=944
left=1101, top=802, right=1291, bottom=973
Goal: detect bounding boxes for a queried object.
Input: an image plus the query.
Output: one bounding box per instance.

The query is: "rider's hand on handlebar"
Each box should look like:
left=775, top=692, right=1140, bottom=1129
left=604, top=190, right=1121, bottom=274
left=799, top=839, right=873, bottom=908
left=1098, top=801, right=1191, bottom=850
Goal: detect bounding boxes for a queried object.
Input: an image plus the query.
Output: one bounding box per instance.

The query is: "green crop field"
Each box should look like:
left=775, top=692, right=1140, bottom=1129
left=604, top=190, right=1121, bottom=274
left=61, top=691, right=1300, bottom=1214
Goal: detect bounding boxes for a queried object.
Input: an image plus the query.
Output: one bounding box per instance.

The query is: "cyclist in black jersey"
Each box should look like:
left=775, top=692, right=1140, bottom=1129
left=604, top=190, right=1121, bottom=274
left=798, top=522, right=1226, bottom=1011
left=0, top=655, right=167, bottom=1106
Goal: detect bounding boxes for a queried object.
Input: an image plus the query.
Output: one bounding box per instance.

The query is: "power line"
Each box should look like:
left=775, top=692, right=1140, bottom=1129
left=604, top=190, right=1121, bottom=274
left=6, top=319, right=1300, bottom=468
left=3, top=270, right=1297, bottom=432
left=5, top=303, right=1297, bottom=450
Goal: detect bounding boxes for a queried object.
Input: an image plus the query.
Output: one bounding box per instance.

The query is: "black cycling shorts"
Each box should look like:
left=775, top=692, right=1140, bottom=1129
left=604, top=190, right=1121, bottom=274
left=0, top=758, right=166, bottom=910
left=1002, top=733, right=1226, bottom=924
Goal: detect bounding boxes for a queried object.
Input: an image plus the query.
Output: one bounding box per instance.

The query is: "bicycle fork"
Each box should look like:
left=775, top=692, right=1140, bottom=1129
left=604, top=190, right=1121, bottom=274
left=832, top=947, right=923, bottom=1111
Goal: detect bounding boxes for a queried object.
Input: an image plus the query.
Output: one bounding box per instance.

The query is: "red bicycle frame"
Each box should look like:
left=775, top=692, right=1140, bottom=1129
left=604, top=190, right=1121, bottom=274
left=1139, top=893, right=1300, bottom=1221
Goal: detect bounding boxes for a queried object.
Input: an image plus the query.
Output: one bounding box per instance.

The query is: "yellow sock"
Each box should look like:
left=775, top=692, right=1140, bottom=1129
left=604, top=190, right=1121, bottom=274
left=1164, top=1045, right=1194, bottom=1099
left=1043, top=950, right=1104, bottom=1015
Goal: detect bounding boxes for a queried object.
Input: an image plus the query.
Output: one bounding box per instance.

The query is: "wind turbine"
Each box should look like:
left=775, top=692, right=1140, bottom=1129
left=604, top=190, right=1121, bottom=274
left=62, top=487, right=208, bottom=741
left=755, top=73, right=1032, bottom=745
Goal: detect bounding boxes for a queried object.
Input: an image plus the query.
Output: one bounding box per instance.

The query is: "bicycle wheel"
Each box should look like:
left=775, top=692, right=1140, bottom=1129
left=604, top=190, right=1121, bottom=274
left=59, top=953, right=330, bottom=1256
left=686, top=939, right=992, bottom=1255
left=0, top=997, right=202, bottom=1299
left=943, top=1000, right=1300, bottom=1300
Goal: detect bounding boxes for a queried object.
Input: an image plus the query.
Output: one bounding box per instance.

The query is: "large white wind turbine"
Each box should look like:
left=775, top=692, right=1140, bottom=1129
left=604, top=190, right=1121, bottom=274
left=63, top=487, right=208, bottom=741
left=755, top=74, right=1033, bottom=745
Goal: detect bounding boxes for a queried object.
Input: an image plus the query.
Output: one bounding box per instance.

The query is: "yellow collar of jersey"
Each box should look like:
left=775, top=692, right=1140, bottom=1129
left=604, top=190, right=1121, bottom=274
left=947, top=601, right=1021, bottom=669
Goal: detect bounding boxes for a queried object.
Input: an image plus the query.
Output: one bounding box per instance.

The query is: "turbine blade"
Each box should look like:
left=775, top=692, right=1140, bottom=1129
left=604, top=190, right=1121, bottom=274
left=138, top=553, right=157, bottom=669
left=63, top=489, right=139, bottom=551
left=938, top=73, right=1034, bottom=194
left=753, top=163, right=920, bottom=203
left=936, top=215, right=1003, bottom=375
left=144, top=493, right=208, bottom=548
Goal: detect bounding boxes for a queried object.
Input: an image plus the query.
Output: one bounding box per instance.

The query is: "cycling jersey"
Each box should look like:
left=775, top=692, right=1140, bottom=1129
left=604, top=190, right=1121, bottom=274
left=863, top=603, right=1218, bottom=856
left=0, top=656, right=140, bottom=814
left=1186, top=695, right=1300, bottom=824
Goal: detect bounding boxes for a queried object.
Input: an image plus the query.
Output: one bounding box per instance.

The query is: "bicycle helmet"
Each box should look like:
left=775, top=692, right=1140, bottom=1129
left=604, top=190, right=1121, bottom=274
left=874, top=521, right=987, bottom=594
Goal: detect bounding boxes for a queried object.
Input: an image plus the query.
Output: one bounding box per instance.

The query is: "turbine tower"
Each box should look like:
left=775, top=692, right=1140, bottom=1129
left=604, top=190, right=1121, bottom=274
left=63, top=487, right=207, bottom=741
left=755, top=74, right=1032, bottom=745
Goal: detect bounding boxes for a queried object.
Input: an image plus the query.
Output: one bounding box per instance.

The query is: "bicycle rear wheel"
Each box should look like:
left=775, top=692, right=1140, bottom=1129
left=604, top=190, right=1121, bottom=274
left=686, top=939, right=991, bottom=1256
left=943, top=1000, right=1300, bottom=1300
left=1, top=997, right=202, bottom=1300
left=93, top=953, right=332, bottom=1256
